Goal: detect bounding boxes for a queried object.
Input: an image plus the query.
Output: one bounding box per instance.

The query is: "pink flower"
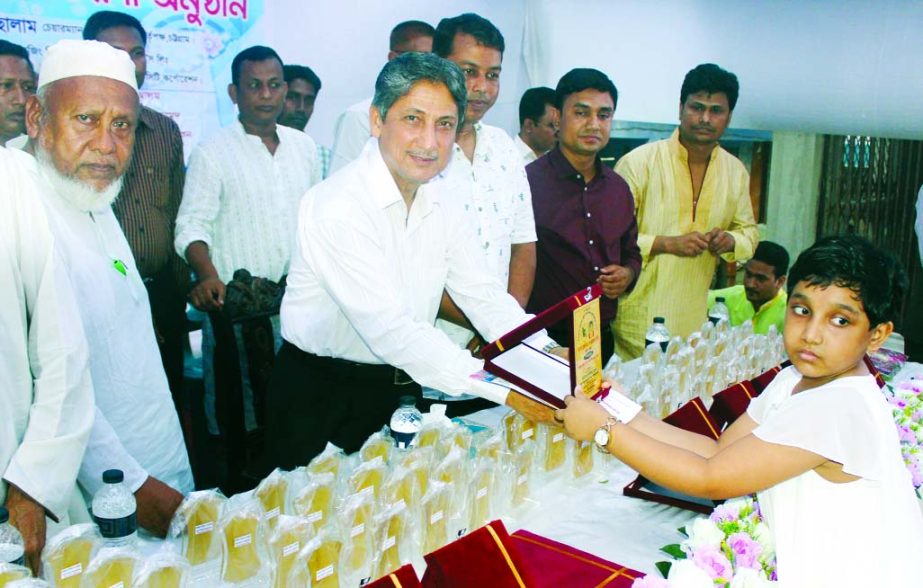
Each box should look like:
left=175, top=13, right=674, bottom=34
left=691, top=545, right=733, bottom=581
left=709, top=503, right=738, bottom=524
left=727, top=532, right=763, bottom=569
left=632, top=575, right=671, bottom=588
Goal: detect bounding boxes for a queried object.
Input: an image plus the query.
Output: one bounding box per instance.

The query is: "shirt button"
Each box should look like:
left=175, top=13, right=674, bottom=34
left=139, top=226, right=145, bottom=233
left=576, top=174, right=582, bottom=179
left=594, top=266, right=599, bottom=271
left=588, top=239, right=594, bottom=245
left=586, top=212, right=591, bottom=218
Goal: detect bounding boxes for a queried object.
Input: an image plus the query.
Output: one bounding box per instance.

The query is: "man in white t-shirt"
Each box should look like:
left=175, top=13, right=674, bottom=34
left=329, top=20, right=434, bottom=173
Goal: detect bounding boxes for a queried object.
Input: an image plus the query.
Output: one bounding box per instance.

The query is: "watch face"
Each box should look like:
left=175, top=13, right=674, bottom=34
left=594, top=427, right=609, bottom=447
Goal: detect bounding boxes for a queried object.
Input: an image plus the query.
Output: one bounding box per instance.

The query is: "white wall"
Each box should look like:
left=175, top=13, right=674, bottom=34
left=523, top=0, right=923, bottom=140
left=258, top=0, right=923, bottom=145
left=260, top=1, right=528, bottom=147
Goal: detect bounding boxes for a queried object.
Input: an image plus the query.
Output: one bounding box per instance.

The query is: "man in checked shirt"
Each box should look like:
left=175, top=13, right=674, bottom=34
left=84, top=11, right=189, bottom=420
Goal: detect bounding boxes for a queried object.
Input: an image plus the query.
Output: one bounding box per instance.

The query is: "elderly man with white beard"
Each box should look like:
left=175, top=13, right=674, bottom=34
left=22, top=40, right=193, bottom=537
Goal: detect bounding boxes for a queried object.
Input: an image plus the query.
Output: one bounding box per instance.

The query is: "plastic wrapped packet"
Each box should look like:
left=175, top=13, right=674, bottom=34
left=133, top=550, right=190, bottom=588
left=360, top=428, right=393, bottom=468
left=539, top=424, right=567, bottom=473
left=0, top=563, right=30, bottom=585
left=287, top=531, right=342, bottom=588
left=254, top=468, right=289, bottom=529
left=433, top=446, right=469, bottom=526
left=371, top=502, right=409, bottom=581
left=641, top=342, right=662, bottom=367
left=42, top=523, right=100, bottom=588
left=472, top=430, right=504, bottom=461
left=81, top=546, right=138, bottom=588
left=665, top=336, right=683, bottom=364
left=168, top=489, right=227, bottom=568
left=439, top=423, right=472, bottom=458
left=291, top=473, right=336, bottom=533
left=413, top=421, right=444, bottom=453
left=268, top=515, right=314, bottom=588
left=339, top=492, right=375, bottom=586
left=382, top=466, right=416, bottom=513
left=501, top=411, right=536, bottom=452
left=398, top=446, right=434, bottom=501
left=572, top=439, right=594, bottom=478
left=306, top=443, right=346, bottom=479
left=347, top=460, right=387, bottom=502
left=420, top=481, right=450, bottom=554
left=468, top=458, right=494, bottom=531
left=217, top=497, right=270, bottom=585
left=510, top=444, right=534, bottom=509
left=7, top=580, right=52, bottom=588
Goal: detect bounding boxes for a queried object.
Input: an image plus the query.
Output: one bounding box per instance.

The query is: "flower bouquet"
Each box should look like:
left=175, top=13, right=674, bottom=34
left=885, top=379, right=923, bottom=497
left=632, top=497, right=776, bottom=587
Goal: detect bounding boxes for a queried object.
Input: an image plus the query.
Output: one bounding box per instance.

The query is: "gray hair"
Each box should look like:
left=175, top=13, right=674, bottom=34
left=372, top=52, right=467, bottom=126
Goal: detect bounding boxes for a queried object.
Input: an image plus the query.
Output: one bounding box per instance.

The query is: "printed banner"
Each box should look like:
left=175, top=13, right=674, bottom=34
left=0, top=0, right=265, bottom=159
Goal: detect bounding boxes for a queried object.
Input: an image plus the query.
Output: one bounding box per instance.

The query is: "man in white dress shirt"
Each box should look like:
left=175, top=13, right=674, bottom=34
left=175, top=45, right=321, bottom=435
left=267, top=52, right=557, bottom=468
left=427, top=14, right=541, bottom=415
left=0, top=146, right=93, bottom=574
left=24, top=40, right=193, bottom=537
left=329, top=20, right=434, bottom=173
left=515, top=86, right=558, bottom=164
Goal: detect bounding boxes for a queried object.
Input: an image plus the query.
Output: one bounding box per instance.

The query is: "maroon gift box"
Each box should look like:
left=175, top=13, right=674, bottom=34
left=366, top=564, right=421, bottom=588
left=511, top=529, right=646, bottom=587
left=422, top=520, right=529, bottom=588
left=623, top=397, right=721, bottom=514
left=482, top=284, right=604, bottom=409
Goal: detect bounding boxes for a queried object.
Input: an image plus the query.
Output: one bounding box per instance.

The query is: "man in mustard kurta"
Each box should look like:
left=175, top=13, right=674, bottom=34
left=614, top=64, right=758, bottom=358
left=708, top=241, right=789, bottom=335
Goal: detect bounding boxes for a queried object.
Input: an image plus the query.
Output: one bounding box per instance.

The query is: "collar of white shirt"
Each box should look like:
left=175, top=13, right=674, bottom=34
left=360, top=137, right=437, bottom=220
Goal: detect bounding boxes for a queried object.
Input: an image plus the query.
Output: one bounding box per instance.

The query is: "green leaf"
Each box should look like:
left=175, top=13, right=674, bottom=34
left=655, top=561, right=672, bottom=578
left=677, top=525, right=689, bottom=537
left=660, top=543, right=686, bottom=559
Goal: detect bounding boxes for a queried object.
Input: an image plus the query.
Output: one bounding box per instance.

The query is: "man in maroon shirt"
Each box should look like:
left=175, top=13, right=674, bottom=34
left=526, top=68, right=641, bottom=363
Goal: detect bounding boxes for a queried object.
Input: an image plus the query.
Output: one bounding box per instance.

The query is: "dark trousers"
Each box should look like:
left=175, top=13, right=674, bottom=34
left=265, top=341, right=422, bottom=470
left=547, top=320, right=615, bottom=367
left=144, top=266, right=187, bottom=412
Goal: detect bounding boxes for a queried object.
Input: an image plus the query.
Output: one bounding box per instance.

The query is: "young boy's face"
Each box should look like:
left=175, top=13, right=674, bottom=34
left=783, top=280, right=892, bottom=389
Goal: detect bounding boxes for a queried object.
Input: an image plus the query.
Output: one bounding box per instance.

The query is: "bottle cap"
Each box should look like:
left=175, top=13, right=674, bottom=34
left=0, top=506, right=7, bottom=524
left=716, top=297, right=725, bottom=302
left=102, top=469, right=124, bottom=484
left=398, top=395, right=417, bottom=408
left=653, top=317, right=665, bottom=324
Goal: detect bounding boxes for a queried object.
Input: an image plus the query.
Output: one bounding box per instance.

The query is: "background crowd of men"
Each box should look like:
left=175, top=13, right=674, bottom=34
left=1, top=9, right=785, bottom=573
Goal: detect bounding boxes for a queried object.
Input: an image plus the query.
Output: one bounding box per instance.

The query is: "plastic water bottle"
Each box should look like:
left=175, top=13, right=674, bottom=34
left=644, top=317, right=670, bottom=352
left=709, top=297, right=730, bottom=326
left=91, top=469, right=137, bottom=547
left=0, top=506, right=25, bottom=565
left=389, top=395, right=423, bottom=450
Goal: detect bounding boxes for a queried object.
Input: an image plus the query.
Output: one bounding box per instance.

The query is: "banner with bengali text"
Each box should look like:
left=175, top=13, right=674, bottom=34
left=0, top=0, right=264, bottom=159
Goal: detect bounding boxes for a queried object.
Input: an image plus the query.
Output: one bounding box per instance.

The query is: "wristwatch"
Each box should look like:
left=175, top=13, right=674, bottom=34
left=593, top=416, right=619, bottom=454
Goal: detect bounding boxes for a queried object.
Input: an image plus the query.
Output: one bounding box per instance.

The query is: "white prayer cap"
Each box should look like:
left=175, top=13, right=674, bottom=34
left=38, top=39, right=138, bottom=92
